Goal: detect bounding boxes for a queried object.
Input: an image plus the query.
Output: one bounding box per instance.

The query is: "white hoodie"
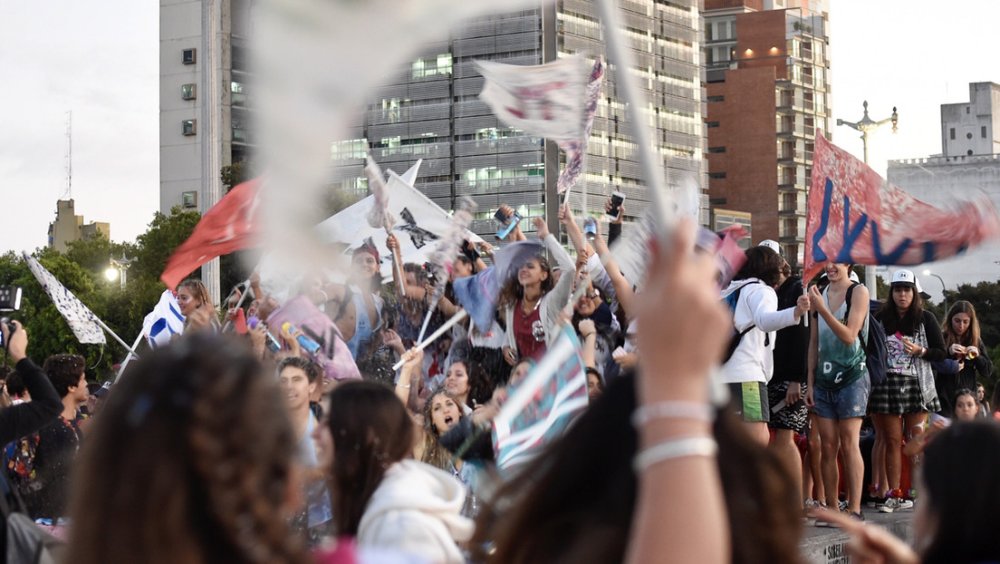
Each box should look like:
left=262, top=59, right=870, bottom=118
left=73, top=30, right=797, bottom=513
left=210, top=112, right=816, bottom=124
left=358, top=460, right=474, bottom=564
left=719, top=278, right=800, bottom=384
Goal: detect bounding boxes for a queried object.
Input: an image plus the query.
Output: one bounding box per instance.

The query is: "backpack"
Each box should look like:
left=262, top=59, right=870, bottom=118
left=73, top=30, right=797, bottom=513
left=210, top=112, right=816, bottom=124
left=722, top=280, right=765, bottom=363
left=843, top=283, right=888, bottom=386
left=3, top=434, right=41, bottom=497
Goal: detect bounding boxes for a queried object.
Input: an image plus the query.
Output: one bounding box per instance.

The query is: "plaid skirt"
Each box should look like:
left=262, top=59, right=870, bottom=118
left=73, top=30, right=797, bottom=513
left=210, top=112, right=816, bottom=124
left=869, top=371, right=941, bottom=415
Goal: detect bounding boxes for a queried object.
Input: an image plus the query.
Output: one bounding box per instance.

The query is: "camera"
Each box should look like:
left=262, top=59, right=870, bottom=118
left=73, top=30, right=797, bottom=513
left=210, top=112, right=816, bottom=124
left=0, top=318, right=16, bottom=350
left=0, top=287, right=22, bottom=312
left=606, top=191, right=625, bottom=221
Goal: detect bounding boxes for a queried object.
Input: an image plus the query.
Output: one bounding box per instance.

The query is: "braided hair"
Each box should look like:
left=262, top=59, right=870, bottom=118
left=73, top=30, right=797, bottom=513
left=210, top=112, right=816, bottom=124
left=67, top=334, right=311, bottom=564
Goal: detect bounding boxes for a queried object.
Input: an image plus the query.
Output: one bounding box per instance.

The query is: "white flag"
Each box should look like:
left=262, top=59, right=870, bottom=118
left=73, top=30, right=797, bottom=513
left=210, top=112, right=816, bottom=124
left=142, top=290, right=185, bottom=348
left=477, top=55, right=591, bottom=142
left=315, top=168, right=484, bottom=279
left=23, top=253, right=106, bottom=345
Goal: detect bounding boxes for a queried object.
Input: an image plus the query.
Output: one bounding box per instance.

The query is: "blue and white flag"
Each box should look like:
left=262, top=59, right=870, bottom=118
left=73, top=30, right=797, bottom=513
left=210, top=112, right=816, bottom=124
left=452, top=240, right=544, bottom=331
left=23, top=253, right=106, bottom=345
left=142, top=290, right=185, bottom=348
left=492, top=324, right=589, bottom=470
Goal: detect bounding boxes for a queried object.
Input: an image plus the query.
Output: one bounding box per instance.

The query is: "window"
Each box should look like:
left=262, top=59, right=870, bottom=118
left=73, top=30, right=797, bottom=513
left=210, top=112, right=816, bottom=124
left=708, top=146, right=726, bottom=153
left=181, top=191, right=198, bottom=209
left=182, top=119, right=197, bottom=136
left=967, top=106, right=971, bottom=114
left=708, top=172, right=727, bottom=179
left=181, top=84, right=196, bottom=100
left=983, top=126, right=988, bottom=138
left=706, top=121, right=720, bottom=128
left=707, top=95, right=725, bottom=102
left=950, top=128, right=955, bottom=140
left=231, top=81, right=246, bottom=106
left=182, top=48, right=196, bottom=65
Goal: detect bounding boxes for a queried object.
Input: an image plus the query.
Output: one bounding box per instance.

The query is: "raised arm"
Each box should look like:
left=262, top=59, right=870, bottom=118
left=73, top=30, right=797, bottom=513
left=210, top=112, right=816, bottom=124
left=747, top=286, right=809, bottom=332
left=809, top=284, right=868, bottom=345
left=0, top=322, right=62, bottom=446
left=591, top=222, right=636, bottom=320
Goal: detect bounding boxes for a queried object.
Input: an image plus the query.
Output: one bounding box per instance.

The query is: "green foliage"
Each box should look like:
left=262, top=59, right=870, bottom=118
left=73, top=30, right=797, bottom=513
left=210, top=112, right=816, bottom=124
left=0, top=210, right=202, bottom=379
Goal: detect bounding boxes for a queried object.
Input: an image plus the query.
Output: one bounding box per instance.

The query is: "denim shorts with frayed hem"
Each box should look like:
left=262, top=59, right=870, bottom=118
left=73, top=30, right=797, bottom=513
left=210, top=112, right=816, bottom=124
left=813, top=373, right=870, bottom=420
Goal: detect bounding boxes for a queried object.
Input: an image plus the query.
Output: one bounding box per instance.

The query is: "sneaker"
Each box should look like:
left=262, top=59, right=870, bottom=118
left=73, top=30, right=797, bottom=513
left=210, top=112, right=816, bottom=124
left=850, top=511, right=865, bottom=522
left=880, top=497, right=914, bottom=513
left=804, top=498, right=823, bottom=510
left=894, top=498, right=914, bottom=511
left=838, top=500, right=849, bottom=512
left=866, top=496, right=888, bottom=509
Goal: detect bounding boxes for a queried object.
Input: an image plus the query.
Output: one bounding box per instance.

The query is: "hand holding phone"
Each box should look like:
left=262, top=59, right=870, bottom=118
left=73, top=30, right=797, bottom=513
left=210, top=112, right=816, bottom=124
left=606, top=191, right=625, bottom=221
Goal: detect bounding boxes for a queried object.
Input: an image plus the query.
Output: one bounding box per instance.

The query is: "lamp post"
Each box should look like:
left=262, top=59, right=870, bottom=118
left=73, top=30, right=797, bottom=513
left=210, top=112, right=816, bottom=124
left=923, top=269, right=948, bottom=315
left=836, top=101, right=898, bottom=299
left=103, top=255, right=132, bottom=291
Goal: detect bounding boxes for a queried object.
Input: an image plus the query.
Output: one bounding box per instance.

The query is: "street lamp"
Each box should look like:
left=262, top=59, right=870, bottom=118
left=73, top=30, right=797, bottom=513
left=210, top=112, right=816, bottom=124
left=922, top=269, right=947, bottom=315
left=836, top=101, right=899, bottom=299
left=105, top=255, right=132, bottom=291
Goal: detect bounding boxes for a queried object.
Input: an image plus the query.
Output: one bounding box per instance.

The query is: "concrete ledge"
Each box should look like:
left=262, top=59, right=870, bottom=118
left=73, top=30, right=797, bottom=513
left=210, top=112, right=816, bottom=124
left=801, top=511, right=914, bottom=563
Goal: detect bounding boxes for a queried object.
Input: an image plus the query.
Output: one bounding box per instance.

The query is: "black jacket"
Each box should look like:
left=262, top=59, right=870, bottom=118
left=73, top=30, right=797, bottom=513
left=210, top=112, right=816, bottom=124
left=771, top=277, right=809, bottom=384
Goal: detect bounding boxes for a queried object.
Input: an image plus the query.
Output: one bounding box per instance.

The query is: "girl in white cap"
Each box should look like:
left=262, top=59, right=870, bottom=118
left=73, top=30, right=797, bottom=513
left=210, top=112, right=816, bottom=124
left=870, top=269, right=947, bottom=513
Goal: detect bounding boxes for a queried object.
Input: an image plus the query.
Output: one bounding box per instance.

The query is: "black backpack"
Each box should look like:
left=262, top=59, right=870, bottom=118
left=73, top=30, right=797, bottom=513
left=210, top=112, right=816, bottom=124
left=722, top=281, right=766, bottom=363
left=843, top=283, right=888, bottom=386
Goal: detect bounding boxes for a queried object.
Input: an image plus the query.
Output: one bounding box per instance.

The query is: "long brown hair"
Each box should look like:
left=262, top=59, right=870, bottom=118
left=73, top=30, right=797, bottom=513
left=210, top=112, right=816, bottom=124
left=67, top=334, right=310, bottom=564
left=943, top=300, right=981, bottom=348
left=879, top=283, right=925, bottom=335
left=327, top=381, right=414, bottom=536
left=420, top=389, right=457, bottom=471
left=498, top=253, right=553, bottom=310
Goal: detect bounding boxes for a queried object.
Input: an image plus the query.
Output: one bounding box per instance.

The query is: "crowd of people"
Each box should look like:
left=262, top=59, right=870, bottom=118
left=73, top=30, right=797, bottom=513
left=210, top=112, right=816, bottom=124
left=0, top=200, right=997, bottom=563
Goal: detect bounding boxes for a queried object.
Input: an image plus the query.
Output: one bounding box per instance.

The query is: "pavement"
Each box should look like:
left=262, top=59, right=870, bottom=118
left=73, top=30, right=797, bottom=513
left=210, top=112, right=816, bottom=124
left=801, top=509, right=914, bottom=563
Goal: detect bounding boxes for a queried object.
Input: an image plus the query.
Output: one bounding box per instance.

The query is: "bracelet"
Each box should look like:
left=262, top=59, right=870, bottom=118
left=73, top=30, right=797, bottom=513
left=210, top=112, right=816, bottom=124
left=631, top=401, right=714, bottom=427
left=633, top=436, right=718, bottom=472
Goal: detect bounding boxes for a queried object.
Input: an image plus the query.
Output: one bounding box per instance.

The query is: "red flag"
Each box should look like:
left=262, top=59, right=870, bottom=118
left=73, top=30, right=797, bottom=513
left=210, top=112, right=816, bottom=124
left=803, top=134, right=1000, bottom=281
left=161, top=179, right=261, bottom=289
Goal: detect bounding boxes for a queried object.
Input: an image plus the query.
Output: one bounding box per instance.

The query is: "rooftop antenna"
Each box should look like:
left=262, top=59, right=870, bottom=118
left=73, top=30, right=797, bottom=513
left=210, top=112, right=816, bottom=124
left=63, top=111, right=72, bottom=200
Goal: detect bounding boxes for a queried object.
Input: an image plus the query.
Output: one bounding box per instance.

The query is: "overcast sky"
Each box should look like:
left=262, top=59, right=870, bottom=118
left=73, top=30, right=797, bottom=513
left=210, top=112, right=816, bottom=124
left=2, top=0, right=999, bottom=256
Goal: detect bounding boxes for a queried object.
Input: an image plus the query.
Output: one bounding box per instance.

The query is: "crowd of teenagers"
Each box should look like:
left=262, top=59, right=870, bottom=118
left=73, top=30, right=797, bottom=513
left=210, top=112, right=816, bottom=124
left=0, top=200, right=998, bottom=564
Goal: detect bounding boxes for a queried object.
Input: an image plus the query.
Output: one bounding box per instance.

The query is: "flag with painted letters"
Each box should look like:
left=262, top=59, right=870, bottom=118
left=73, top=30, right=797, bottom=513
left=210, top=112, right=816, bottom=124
left=142, top=290, right=185, bottom=348
left=804, top=134, right=1000, bottom=281
left=492, top=324, right=588, bottom=470
left=23, top=253, right=106, bottom=345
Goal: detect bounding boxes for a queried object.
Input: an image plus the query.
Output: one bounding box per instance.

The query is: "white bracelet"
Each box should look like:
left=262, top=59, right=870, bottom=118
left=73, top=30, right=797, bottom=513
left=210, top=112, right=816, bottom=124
left=631, top=401, right=714, bottom=427
left=633, top=437, right=718, bottom=472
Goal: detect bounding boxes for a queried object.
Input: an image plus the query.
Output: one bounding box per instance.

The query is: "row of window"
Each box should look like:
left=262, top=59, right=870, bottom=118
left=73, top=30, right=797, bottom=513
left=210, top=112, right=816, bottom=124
left=949, top=126, right=988, bottom=140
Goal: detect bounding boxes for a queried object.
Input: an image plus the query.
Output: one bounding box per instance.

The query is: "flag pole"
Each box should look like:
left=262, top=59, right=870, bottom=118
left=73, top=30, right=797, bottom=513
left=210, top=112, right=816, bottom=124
left=393, top=309, right=468, bottom=371
left=93, top=316, right=139, bottom=355
left=113, top=332, right=144, bottom=383
left=595, top=0, right=675, bottom=230
left=221, top=278, right=252, bottom=333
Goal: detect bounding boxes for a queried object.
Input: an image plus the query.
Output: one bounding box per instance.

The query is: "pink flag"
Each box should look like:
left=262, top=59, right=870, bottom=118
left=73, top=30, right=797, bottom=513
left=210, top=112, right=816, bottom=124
left=804, top=134, right=1000, bottom=281
left=556, top=58, right=604, bottom=195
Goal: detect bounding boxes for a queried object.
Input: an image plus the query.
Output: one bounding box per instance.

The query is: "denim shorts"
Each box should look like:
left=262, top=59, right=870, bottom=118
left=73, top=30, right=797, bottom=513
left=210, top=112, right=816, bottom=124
left=813, top=373, right=870, bottom=420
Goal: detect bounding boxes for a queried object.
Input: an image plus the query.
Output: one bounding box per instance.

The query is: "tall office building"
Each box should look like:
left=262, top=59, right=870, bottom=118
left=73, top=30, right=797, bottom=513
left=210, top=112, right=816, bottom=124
left=702, top=0, right=830, bottom=267
left=330, top=1, right=707, bottom=238
left=887, top=82, right=1000, bottom=296
left=160, top=0, right=253, bottom=300
left=160, top=1, right=705, bottom=258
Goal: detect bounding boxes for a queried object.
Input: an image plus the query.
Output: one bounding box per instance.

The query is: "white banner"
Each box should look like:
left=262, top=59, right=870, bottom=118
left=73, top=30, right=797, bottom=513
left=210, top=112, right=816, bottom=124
left=477, top=55, right=591, bottom=142
left=23, top=253, right=106, bottom=345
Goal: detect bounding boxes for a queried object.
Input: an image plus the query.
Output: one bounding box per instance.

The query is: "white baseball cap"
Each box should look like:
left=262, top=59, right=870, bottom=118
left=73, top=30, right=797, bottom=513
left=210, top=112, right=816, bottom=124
left=891, top=269, right=916, bottom=287
left=758, top=239, right=781, bottom=255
